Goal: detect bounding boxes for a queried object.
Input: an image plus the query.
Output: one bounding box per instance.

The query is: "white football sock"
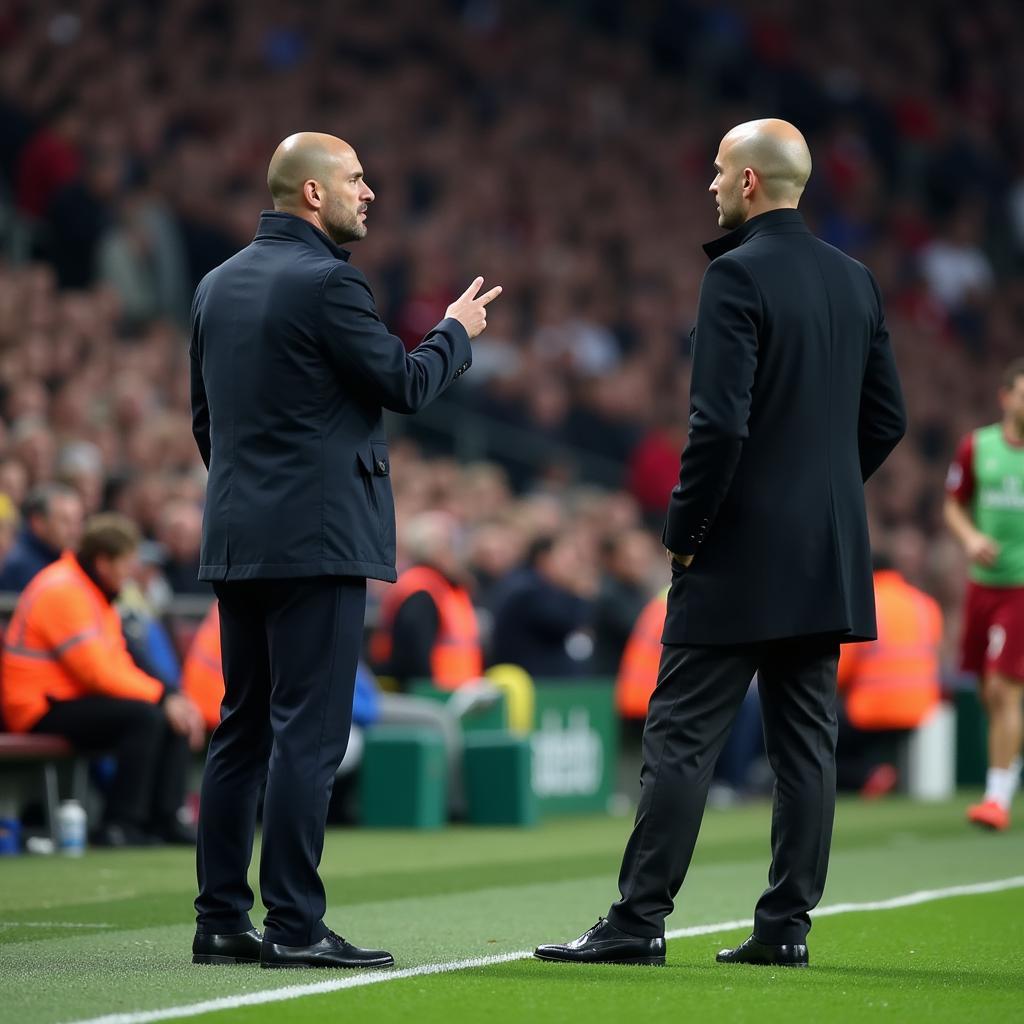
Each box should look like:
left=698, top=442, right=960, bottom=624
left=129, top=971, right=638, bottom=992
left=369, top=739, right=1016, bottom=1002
left=984, top=768, right=1016, bottom=811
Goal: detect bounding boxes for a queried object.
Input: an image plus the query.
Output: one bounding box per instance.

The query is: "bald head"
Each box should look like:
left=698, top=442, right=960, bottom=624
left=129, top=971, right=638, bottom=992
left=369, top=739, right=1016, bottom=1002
left=267, top=133, right=353, bottom=206
left=710, top=118, right=812, bottom=229
left=266, top=132, right=374, bottom=244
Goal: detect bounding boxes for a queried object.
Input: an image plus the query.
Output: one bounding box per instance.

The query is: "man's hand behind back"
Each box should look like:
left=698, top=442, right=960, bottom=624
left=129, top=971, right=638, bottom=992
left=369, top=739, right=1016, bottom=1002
left=446, top=276, right=502, bottom=339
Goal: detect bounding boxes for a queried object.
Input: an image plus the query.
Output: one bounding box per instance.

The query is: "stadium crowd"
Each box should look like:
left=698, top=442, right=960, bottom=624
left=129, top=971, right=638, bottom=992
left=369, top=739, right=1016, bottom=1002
left=0, top=0, right=1022, bottom=696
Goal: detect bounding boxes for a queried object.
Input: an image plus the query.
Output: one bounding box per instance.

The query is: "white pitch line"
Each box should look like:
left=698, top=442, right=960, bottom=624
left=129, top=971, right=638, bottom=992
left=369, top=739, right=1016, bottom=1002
left=62, top=875, right=1024, bottom=1024
left=0, top=921, right=115, bottom=929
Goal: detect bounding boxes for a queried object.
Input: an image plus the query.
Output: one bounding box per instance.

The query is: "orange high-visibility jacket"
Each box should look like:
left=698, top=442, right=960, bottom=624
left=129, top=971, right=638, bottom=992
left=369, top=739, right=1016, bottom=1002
left=181, top=603, right=223, bottom=731
left=837, top=570, right=942, bottom=730
left=616, top=590, right=668, bottom=719
left=370, top=565, right=483, bottom=690
left=1, top=551, right=164, bottom=732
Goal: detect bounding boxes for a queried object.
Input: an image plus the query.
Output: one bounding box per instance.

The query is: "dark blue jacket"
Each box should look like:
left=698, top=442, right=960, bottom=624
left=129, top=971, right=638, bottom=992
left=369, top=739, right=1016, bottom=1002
left=489, top=568, right=591, bottom=679
left=190, top=212, right=471, bottom=582
left=0, top=529, right=61, bottom=592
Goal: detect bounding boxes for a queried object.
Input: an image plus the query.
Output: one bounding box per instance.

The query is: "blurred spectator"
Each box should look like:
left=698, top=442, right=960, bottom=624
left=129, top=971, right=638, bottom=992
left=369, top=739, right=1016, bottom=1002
left=45, top=149, right=122, bottom=289
left=0, top=483, right=83, bottom=591
left=0, top=492, right=18, bottom=566
left=370, top=511, right=483, bottom=691
left=98, top=188, right=192, bottom=327
left=0, top=515, right=203, bottom=846
left=490, top=532, right=596, bottom=679
left=156, top=499, right=206, bottom=595
left=836, top=554, right=944, bottom=797
left=14, top=103, right=83, bottom=220
left=590, top=528, right=661, bottom=675
left=181, top=601, right=223, bottom=732
left=616, top=589, right=668, bottom=722
left=0, top=458, right=29, bottom=507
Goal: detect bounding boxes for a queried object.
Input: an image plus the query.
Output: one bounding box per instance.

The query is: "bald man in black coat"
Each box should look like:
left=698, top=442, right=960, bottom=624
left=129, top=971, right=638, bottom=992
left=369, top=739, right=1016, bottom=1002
left=536, top=119, right=905, bottom=968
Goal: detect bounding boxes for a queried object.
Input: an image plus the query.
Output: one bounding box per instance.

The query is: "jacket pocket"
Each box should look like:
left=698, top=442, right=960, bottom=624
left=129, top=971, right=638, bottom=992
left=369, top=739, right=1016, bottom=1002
left=356, top=442, right=393, bottom=548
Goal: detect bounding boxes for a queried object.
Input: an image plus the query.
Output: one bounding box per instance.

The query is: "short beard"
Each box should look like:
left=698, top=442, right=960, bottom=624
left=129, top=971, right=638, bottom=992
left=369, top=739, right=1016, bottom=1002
left=718, top=190, right=745, bottom=230
left=324, top=202, right=366, bottom=245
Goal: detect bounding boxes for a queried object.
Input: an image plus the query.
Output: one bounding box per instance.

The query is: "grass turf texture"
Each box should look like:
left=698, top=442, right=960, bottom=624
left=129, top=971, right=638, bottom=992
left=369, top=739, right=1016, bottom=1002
left=1, top=794, right=1022, bottom=1023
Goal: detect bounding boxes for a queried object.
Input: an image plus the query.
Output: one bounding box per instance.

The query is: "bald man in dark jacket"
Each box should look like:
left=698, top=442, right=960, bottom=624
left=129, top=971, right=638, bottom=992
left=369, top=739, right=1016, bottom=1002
left=536, top=119, right=905, bottom=968
left=190, top=133, right=499, bottom=970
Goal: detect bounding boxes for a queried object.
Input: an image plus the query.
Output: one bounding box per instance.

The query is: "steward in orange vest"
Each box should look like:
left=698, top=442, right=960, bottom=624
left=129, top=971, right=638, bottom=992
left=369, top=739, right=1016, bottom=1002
left=0, top=514, right=204, bottom=846
left=615, top=590, right=668, bottom=719
left=837, top=568, right=942, bottom=731
left=370, top=564, right=483, bottom=690
left=182, top=602, right=223, bottom=731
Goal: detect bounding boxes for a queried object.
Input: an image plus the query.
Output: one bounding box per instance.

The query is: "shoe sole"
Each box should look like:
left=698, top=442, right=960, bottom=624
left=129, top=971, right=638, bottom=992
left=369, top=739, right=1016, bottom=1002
left=716, top=958, right=809, bottom=967
left=260, top=959, right=395, bottom=970
left=967, top=818, right=1008, bottom=831
left=533, top=952, right=665, bottom=966
left=192, top=954, right=261, bottom=966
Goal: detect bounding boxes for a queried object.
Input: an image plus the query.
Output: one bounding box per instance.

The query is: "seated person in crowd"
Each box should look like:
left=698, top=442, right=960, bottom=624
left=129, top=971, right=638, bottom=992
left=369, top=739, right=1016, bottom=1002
left=490, top=531, right=596, bottom=679
left=591, top=528, right=660, bottom=676
left=836, top=553, right=943, bottom=797
left=0, top=483, right=83, bottom=592
left=369, top=511, right=483, bottom=691
left=0, top=514, right=204, bottom=846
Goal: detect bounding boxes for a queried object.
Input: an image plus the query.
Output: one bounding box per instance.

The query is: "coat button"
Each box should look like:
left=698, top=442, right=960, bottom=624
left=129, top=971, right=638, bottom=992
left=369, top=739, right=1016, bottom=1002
left=376, top=459, right=387, bottom=474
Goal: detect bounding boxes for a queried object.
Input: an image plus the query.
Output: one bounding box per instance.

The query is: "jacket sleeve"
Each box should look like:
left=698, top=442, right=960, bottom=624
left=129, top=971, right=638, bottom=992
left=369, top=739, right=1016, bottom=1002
left=189, top=283, right=211, bottom=469
left=34, top=587, right=165, bottom=704
left=663, top=256, right=760, bottom=556
left=857, top=272, right=906, bottom=482
left=320, top=264, right=472, bottom=414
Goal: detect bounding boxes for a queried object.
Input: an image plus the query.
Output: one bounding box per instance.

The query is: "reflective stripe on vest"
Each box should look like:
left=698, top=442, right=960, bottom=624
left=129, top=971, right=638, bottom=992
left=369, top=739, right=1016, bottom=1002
left=4, top=626, right=103, bottom=662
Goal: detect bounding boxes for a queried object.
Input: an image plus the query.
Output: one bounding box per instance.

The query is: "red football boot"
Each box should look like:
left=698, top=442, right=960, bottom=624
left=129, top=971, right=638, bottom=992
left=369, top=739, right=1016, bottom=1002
left=966, top=800, right=1010, bottom=831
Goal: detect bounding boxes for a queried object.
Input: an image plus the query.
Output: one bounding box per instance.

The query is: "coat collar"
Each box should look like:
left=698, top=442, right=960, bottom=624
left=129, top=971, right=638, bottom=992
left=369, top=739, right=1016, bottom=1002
left=253, top=210, right=351, bottom=261
left=702, top=208, right=808, bottom=261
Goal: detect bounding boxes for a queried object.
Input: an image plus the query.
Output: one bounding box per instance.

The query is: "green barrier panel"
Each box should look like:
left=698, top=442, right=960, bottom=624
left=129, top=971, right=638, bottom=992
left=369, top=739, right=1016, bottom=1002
left=463, top=731, right=537, bottom=826
left=359, top=726, right=447, bottom=829
left=954, top=688, right=988, bottom=787
left=531, top=680, right=618, bottom=816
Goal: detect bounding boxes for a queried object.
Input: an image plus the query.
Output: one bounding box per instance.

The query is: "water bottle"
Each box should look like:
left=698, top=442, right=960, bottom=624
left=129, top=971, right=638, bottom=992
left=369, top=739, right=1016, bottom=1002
left=58, top=799, right=87, bottom=856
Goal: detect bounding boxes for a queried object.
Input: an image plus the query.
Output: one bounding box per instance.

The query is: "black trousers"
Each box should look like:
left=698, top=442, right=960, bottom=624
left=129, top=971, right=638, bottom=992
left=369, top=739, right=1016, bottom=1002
left=32, top=696, right=189, bottom=829
left=607, top=635, right=840, bottom=944
left=195, top=575, right=366, bottom=946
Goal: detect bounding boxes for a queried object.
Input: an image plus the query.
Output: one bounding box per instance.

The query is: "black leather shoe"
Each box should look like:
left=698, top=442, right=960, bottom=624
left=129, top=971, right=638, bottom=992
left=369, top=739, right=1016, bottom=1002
left=716, top=934, right=808, bottom=967
left=534, top=918, right=666, bottom=965
left=260, top=930, right=394, bottom=969
left=192, top=928, right=262, bottom=965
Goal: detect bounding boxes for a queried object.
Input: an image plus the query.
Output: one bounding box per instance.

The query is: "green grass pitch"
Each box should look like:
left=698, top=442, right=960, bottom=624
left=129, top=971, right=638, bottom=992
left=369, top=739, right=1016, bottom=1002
left=1, top=795, right=1022, bottom=1023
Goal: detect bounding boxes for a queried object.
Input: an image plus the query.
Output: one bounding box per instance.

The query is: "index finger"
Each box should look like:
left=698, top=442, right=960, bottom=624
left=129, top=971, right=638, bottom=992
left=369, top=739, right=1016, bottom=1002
left=478, top=285, right=503, bottom=306
left=458, top=276, right=484, bottom=301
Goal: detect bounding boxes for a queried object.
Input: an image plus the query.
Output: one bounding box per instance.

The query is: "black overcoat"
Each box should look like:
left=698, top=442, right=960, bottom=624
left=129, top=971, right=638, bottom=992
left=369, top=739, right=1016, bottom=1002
left=663, top=209, right=906, bottom=645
